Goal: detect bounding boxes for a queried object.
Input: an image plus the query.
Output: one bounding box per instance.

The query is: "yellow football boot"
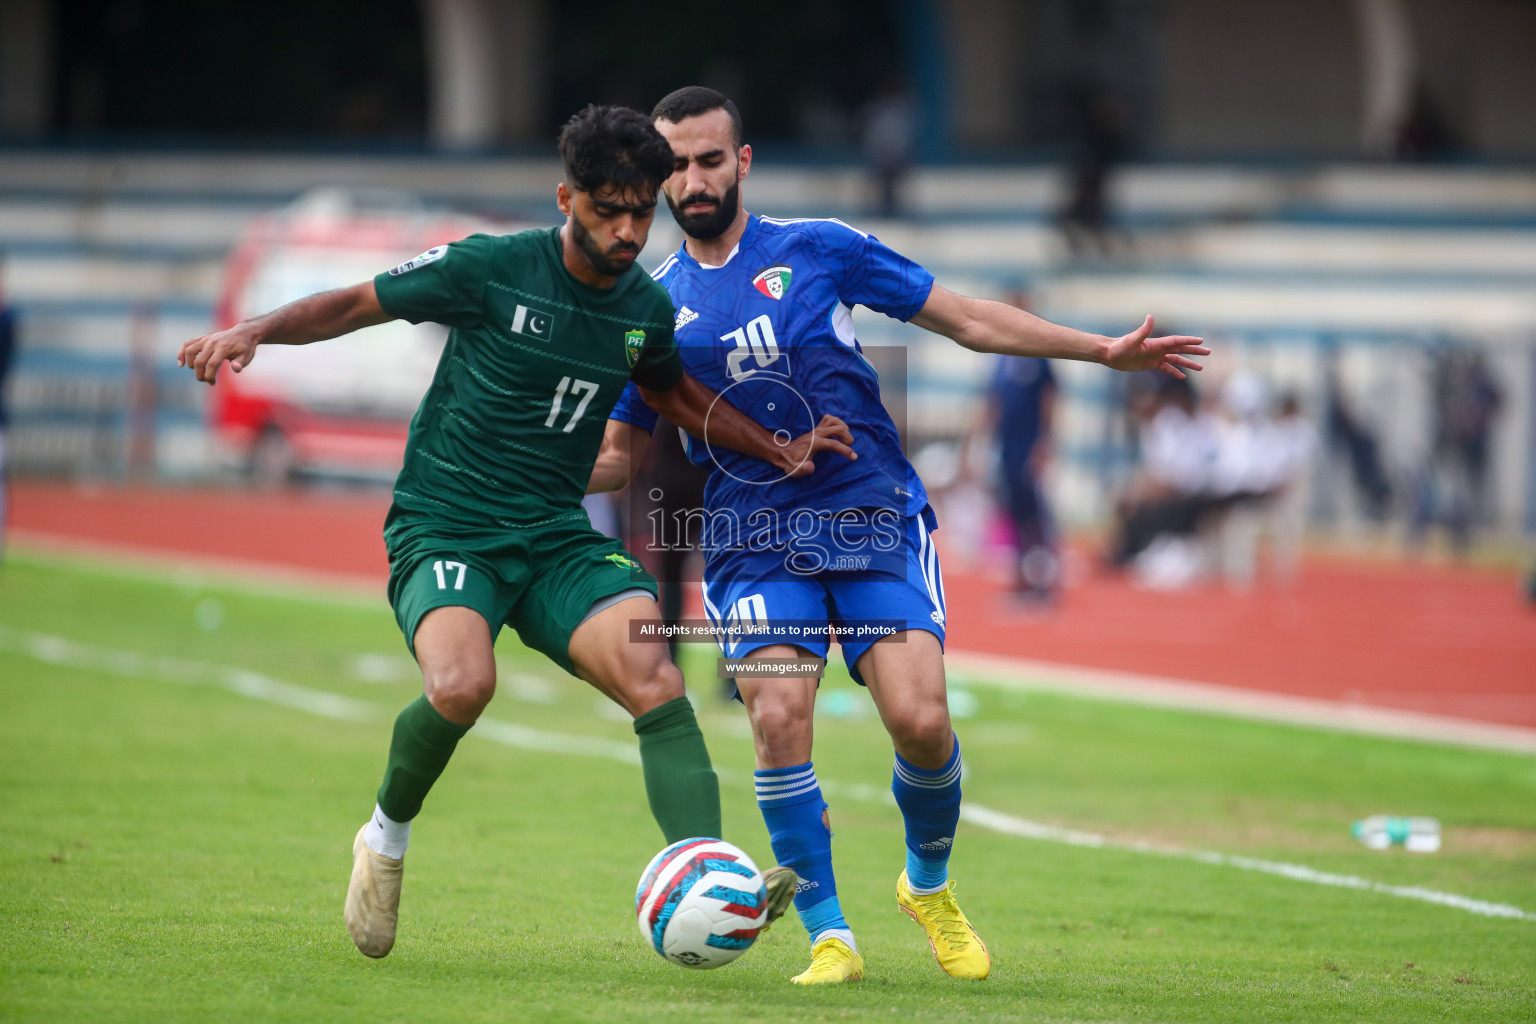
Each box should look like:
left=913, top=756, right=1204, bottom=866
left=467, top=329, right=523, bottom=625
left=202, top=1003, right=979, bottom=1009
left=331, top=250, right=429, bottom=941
left=344, top=825, right=403, bottom=958
left=895, top=871, right=991, bottom=979
left=790, top=936, right=865, bottom=985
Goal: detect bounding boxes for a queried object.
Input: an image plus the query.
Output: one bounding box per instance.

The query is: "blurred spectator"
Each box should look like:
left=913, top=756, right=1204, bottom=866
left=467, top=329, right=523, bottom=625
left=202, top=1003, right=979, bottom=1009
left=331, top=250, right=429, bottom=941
left=1113, top=373, right=1315, bottom=589
left=861, top=74, right=914, bottom=219
left=1266, top=393, right=1318, bottom=583
left=1058, top=87, right=1126, bottom=259
left=796, top=90, right=850, bottom=148
left=1395, top=84, right=1460, bottom=162
left=1213, top=375, right=1315, bottom=588
left=1325, top=364, right=1394, bottom=521
left=1211, top=373, right=1272, bottom=588
left=1135, top=377, right=1220, bottom=499
left=973, top=289, right=1059, bottom=604
left=1108, top=376, right=1219, bottom=575
left=1410, top=347, right=1502, bottom=555
left=0, top=260, right=14, bottom=557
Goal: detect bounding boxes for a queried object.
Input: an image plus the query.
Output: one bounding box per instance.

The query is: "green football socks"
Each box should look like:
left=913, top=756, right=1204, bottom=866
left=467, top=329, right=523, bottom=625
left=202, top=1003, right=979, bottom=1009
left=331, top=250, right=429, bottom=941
left=375, top=693, right=719, bottom=842
left=376, top=695, right=471, bottom=823
left=633, top=696, right=723, bottom=843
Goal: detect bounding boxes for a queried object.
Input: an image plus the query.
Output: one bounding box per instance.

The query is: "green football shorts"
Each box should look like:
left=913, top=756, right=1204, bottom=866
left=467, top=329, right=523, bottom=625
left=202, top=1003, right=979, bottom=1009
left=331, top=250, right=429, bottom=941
left=386, top=508, right=658, bottom=675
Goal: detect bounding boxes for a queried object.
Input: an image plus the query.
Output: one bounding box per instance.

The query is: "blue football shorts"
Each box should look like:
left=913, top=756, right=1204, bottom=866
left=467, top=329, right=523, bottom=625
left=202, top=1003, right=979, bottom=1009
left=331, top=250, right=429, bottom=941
left=700, top=505, right=947, bottom=686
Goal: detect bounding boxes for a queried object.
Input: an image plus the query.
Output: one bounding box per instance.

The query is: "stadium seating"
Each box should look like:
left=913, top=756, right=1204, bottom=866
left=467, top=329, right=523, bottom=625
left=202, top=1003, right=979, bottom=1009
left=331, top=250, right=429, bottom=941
left=1, top=154, right=1532, bottom=532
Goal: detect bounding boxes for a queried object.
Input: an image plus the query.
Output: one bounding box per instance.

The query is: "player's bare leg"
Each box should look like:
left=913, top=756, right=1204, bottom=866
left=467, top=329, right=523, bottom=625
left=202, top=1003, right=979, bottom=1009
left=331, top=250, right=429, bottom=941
left=857, top=631, right=952, bottom=769
left=568, top=596, right=730, bottom=839
left=568, top=594, right=689, bottom=718
left=347, top=607, right=496, bottom=957
left=736, top=649, right=817, bottom=770
left=737, top=647, right=863, bottom=983
left=857, top=631, right=989, bottom=980
left=416, top=607, right=499, bottom=725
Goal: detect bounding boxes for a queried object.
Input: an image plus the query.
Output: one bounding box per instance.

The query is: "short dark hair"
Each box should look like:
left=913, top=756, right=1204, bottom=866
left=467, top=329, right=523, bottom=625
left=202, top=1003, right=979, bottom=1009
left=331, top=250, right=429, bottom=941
left=557, top=104, right=675, bottom=196
left=651, top=86, right=743, bottom=147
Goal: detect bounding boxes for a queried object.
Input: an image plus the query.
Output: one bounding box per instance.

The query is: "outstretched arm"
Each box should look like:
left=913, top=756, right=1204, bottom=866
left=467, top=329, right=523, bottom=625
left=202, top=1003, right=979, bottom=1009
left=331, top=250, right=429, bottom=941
left=910, top=285, right=1209, bottom=379
left=177, top=281, right=394, bottom=384
left=637, top=372, right=856, bottom=478
left=587, top=419, right=655, bottom=494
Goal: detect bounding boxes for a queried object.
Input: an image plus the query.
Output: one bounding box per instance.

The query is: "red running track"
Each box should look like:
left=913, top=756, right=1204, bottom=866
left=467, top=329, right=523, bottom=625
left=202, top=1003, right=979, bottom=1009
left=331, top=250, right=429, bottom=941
left=8, top=483, right=1535, bottom=728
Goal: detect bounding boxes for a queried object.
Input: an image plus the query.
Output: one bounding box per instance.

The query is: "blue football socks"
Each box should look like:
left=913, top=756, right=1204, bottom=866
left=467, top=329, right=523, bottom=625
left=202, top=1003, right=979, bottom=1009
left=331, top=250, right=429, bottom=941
left=755, top=762, right=850, bottom=944
left=891, top=738, right=963, bottom=892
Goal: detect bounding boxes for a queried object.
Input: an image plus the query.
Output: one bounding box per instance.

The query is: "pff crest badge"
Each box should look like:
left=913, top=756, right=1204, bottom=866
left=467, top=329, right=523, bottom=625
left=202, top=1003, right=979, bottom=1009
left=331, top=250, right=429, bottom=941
left=624, top=329, right=646, bottom=367
left=751, top=264, right=792, bottom=300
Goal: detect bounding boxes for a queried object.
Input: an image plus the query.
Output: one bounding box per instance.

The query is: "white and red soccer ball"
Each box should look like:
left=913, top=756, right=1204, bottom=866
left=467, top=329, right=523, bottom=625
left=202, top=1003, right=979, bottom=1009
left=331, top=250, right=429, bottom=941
left=635, top=838, right=768, bottom=969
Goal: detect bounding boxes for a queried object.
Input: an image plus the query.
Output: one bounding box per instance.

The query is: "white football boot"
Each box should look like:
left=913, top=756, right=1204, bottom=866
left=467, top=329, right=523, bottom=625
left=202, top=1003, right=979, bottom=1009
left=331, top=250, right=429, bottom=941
left=345, top=825, right=404, bottom=957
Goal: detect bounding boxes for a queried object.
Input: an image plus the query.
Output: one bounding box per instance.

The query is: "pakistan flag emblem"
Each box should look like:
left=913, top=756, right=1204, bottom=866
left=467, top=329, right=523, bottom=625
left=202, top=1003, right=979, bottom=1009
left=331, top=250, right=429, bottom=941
left=752, top=264, right=792, bottom=300
left=624, top=329, right=645, bottom=367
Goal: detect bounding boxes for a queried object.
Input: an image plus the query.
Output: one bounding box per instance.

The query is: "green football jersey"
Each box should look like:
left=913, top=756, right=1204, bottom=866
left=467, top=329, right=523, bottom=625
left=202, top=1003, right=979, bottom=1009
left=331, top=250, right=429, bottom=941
left=373, top=228, right=682, bottom=527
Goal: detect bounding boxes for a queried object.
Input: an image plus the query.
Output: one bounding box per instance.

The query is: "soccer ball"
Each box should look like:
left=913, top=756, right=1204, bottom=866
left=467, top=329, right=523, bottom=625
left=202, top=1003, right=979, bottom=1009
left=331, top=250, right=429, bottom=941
left=635, top=837, right=768, bottom=969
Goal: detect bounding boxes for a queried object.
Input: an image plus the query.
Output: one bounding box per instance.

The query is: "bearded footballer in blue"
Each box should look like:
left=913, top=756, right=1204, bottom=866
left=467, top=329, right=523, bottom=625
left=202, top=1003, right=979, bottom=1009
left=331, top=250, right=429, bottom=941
left=589, top=87, right=1209, bottom=984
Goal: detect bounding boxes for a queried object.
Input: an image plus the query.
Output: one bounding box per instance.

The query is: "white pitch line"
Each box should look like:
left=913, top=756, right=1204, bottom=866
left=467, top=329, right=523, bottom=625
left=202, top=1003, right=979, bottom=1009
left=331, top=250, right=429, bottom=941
left=957, top=804, right=1536, bottom=922
left=0, top=624, right=381, bottom=722
left=15, top=536, right=1535, bottom=754
left=2, top=623, right=1532, bottom=924
left=472, top=717, right=642, bottom=767
left=946, top=651, right=1536, bottom=756
left=6, top=534, right=384, bottom=610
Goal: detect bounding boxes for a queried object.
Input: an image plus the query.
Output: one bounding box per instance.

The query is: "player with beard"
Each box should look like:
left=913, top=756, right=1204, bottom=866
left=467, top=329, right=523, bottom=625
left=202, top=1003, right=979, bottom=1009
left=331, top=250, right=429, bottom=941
left=588, top=87, right=1208, bottom=984
left=179, top=104, right=848, bottom=959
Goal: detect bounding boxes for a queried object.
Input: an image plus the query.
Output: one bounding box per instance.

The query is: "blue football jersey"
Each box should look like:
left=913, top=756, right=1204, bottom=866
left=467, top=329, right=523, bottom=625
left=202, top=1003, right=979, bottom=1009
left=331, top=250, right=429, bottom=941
left=611, top=214, right=935, bottom=520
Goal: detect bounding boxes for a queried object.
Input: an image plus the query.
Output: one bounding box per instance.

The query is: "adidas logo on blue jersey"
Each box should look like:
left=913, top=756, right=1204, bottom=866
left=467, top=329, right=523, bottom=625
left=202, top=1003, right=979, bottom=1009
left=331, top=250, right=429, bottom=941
left=674, top=306, right=698, bottom=331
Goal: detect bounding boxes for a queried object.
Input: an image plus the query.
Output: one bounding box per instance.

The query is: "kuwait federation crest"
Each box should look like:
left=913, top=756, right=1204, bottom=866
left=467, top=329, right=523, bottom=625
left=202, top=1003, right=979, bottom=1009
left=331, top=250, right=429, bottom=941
left=752, top=264, right=792, bottom=300
left=624, top=329, right=645, bottom=367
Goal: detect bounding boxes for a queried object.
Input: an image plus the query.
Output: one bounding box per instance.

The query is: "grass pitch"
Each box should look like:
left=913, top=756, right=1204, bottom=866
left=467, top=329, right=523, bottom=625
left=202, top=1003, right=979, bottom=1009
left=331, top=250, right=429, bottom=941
left=1, top=551, right=1533, bottom=1023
